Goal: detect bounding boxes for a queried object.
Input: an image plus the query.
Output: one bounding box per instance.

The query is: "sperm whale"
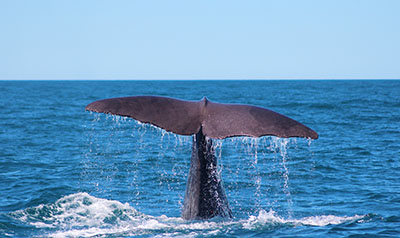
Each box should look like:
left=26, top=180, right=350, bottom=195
left=85, top=96, right=318, bottom=220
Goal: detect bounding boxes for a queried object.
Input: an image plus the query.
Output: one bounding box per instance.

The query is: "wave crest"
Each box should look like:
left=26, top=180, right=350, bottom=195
left=11, top=193, right=367, bottom=237
left=244, top=209, right=364, bottom=229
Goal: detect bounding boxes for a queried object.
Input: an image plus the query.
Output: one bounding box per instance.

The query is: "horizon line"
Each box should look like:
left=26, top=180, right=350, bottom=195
left=1, top=78, right=399, bottom=81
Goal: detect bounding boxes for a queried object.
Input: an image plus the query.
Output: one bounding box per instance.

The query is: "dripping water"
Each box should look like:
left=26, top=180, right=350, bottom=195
left=221, top=136, right=296, bottom=218
left=270, top=137, right=293, bottom=218
left=83, top=114, right=311, bottom=219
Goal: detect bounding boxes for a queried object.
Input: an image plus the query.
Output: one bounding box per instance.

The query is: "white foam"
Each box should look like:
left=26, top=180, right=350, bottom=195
left=296, top=214, right=364, bottom=226
left=243, top=209, right=364, bottom=228
left=13, top=193, right=366, bottom=237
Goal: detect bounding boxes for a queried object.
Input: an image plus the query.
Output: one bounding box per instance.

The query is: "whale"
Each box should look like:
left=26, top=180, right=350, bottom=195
left=85, top=96, right=318, bottom=220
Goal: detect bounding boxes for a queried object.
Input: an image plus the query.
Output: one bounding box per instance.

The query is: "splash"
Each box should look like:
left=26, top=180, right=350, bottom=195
left=243, top=209, right=365, bottom=228
left=11, top=193, right=367, bottom=238
left=83, top=114, right=319, bottom=223
left=11, top=193, right=142, bottom=229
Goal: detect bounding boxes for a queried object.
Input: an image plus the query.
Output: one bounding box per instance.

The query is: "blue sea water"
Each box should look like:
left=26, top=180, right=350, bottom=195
left=0, top=80, right=399, bottom=237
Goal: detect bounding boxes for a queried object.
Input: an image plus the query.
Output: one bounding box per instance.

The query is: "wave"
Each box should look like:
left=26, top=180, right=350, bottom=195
left=10, top=193, right=367, bottom=237
left=243, top=209, right=365, bottom=228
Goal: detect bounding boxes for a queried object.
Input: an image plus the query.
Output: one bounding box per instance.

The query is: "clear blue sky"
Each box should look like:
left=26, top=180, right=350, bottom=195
left=1, top=0, right=399, bottom=79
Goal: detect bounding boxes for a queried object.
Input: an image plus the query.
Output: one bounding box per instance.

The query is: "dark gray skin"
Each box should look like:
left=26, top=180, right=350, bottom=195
left=85, top=96, right=318, bottom=220
left=182, top=128, right=232, bottom=220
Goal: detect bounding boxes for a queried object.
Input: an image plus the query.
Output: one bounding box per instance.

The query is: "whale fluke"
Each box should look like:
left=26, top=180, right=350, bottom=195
left=86, top=95, right=318, bottom=220
left=85, top=96, right=318, bottom=139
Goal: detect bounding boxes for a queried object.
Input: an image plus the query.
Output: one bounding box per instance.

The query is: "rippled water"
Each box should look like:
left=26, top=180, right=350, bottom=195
left=0, top=80, right=399, bottom=237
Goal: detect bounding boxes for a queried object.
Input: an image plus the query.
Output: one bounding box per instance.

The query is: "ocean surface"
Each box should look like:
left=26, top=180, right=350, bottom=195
left=0, top=80, right=399, bottom=237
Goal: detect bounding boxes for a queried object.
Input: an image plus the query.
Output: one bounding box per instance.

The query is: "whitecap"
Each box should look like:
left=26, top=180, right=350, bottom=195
left=11, top=193, right=367, bottom=237
left=242, top=209, right=365, bottom=229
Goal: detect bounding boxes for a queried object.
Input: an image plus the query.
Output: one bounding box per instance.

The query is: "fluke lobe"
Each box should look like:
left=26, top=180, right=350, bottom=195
left=85, top=96, right=318, bottom=220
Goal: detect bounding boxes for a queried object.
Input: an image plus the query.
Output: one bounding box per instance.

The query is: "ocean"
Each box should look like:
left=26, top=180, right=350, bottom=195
left=0, top=80, right=399, bottom=237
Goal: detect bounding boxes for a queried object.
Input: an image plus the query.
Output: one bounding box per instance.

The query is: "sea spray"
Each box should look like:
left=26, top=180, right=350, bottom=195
left=3, top=80, right=397, bottom=238
left=82, top=114, right=315, bottom=219
left=269, top=137, right=293, bottom=217
left=10, top=193, right=366, bottom=238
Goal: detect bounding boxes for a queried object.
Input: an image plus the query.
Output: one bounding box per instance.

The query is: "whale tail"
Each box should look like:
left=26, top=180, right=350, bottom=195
left=86, top=95, right=318, bottom=220
left=85, top=96, right=318, bottom=139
